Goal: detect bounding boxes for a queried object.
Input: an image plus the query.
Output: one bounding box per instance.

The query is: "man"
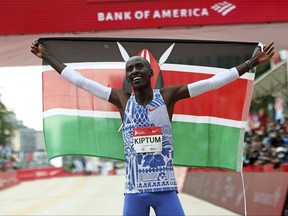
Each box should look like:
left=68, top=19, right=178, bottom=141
left=31, top=41, right=274, bottom=216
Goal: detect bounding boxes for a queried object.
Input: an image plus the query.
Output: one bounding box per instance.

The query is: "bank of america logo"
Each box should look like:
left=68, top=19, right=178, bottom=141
left=211, top=1, right=236, bottom=16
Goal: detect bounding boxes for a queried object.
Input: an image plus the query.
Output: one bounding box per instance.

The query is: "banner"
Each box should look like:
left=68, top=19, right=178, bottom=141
left=183, top=172, right=288, bottom=215
left=1, top=0, right=288, bottom=34
left=41, top=37, right=258, bottom=171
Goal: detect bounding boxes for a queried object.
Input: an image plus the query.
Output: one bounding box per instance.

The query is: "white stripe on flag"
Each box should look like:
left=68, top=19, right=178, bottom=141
left=42, top=62, right=126, bottom=72
left=42, top=62, right=254, bottom=80
left=172, top=114, right=247, bottom=128
left=43, top=108, right=121, bottom=119
left=43, top=108, right=247, bottom=128
left=161, top=64, right=254, bottom=80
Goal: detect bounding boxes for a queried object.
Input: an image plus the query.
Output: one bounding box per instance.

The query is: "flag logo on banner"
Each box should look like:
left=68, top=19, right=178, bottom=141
left=211, top=1, right=237, bottom=16
left=40, top=37, right=257, bottom=171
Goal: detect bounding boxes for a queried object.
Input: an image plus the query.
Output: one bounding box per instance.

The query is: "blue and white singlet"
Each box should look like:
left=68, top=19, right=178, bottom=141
left=122, top=89, right=177, bottom=194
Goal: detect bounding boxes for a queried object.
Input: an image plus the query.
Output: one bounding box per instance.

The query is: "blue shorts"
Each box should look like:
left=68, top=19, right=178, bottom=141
left=123, top=191, right=185, bottom=216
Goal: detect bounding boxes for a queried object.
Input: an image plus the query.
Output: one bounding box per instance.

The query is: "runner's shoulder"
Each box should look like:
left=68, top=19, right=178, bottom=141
left=111, top=88, right=130, bottom=101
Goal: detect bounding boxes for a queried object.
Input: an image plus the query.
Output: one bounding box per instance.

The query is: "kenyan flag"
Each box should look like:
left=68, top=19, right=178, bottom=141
left=40, top=38, right=258, bottom=171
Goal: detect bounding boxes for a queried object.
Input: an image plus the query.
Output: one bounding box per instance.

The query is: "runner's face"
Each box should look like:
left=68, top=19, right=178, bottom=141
left=125, top=57, right=152, bottom=89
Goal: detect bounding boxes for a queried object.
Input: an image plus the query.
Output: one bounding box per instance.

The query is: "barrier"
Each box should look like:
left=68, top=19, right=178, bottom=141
left=0, top=170, right=19, bottom=191
left=2, top=164, right=288, bottom=214
left=183, top=170, right=288, bottom=215
left=188, top=163, right=288, bottom=172
left=15, top=167, right=92, bottom=181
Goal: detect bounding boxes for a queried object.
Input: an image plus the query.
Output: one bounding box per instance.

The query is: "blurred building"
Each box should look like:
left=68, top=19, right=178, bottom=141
left=35, top=130, right=45, bottom=151
left=3, top=111, right=47, bottom=168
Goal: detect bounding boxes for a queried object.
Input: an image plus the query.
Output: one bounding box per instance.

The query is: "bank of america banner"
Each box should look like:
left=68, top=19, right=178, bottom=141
left=2, top=0, right=288, bottom=34
left=40, top=37, right=257, bottom=171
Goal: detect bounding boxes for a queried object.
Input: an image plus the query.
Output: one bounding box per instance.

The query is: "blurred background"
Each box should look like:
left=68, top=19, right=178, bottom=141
left=0, top=1, right=288, bottom=215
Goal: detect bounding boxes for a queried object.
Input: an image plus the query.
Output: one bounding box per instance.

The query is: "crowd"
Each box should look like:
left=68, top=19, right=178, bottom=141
left=243, top=114, right=288, bottom=168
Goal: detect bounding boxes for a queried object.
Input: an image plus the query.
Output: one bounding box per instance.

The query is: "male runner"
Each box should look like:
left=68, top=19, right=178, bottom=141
left=31, top=41, right=274, bottom=216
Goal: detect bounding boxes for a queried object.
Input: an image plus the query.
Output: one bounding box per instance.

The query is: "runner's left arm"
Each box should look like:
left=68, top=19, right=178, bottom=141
left=164, top=42, right=275, bottom=102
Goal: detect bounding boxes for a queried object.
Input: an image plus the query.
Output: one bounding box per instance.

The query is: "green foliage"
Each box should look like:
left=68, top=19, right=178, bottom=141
left=250, top=60, right=274, bottom=114
left=250, top=95, right=274, bottom=113
left=0, top=101, right=16, bottom=147
left=255, top=61, right=271, bottom=79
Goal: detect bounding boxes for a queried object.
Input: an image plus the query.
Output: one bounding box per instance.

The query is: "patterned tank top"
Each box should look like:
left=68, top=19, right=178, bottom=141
left=122, top=89, right=177, bottom=194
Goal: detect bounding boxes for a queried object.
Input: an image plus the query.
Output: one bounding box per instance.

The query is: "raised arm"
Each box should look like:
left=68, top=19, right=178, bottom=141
left=162, top=42, right=275, bottom=119
left=187, top=42, right=275, bottom=97
left=31, top=41, right=66, bottom=74
left=30, top=41, right=130, bottom=119
left=236, top=42, right=274, bottom=76
left=31, top=41, right=112, bottom=101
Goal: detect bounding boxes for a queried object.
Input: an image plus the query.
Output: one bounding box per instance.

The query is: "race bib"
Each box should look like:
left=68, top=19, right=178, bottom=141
left=133, top=126, right=162, bottom=153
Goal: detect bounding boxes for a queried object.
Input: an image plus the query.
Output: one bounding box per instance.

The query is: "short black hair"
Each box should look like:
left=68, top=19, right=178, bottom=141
left=126, top=56, right=151, bottom=70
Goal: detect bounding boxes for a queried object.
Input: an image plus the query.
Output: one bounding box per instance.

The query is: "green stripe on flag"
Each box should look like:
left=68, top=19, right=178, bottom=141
left=44, top=115, right=242, bottom=170
left=43, top=115, right=124, bottom=160
left=172, top=121, right=242, bottom=171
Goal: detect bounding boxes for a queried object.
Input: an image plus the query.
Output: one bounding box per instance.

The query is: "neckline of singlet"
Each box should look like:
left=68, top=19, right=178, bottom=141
left=131, top=89, right=159, bottom=107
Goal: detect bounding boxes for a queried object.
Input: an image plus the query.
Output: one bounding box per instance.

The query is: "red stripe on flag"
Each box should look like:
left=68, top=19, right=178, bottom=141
left=43, top=68, right=250, bottom=121
left=43, top=69, right=125, bottom=112
left=163, top=70, right=249, bottom=120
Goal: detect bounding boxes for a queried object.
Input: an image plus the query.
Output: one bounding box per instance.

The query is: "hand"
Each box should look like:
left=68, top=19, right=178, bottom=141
left=236, top=42, right=275, bottom=76
left=30, top=40, right=66, bottom=73
left=253, top=42, right=275, bottom=65
left=30, top=40, right=46, bottom=58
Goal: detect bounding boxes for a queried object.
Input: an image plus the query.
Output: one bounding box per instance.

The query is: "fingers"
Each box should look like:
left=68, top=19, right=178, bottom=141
left=30, top=40, right=42, bottom=57
left=33, top=40, right=39, bottom=46
left=268, top=50, right=275, bottom=58
left=264, top=42, right=274, bottom=52
left=263, top=42, right=275, bottom=58
left=31, top=40, right=39, bottom=49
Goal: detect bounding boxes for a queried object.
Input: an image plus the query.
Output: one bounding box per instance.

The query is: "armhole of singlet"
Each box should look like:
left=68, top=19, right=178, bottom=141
left=123, top=94, right=133, bottom=125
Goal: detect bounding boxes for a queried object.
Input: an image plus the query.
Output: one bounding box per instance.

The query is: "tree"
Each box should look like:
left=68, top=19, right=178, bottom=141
left=0, top=101, right=16, bottom=148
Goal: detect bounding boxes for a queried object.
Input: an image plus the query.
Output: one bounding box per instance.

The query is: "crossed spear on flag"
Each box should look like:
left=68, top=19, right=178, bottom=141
left=117, top=42, right=175, bottom=92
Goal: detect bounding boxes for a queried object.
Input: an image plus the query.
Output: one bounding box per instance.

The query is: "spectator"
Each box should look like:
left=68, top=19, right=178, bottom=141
left=274, top=146, right=288, bottom=164
left=245, top=136, right=262, bottom=165
left=256, top=147, right=273, bottom=165
left=242, top=143, right=251, bottom=166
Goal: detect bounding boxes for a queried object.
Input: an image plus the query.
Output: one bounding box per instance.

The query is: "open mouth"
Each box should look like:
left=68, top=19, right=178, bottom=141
left=133, top=76, right=141, bottom=81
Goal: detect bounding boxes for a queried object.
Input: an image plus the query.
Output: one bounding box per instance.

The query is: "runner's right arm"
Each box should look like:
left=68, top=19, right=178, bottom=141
left=31, top=41, right=129, bottom=118
left=31, top=42, right=112, bottom=101
left=31, top=42, right=66, bottom=74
